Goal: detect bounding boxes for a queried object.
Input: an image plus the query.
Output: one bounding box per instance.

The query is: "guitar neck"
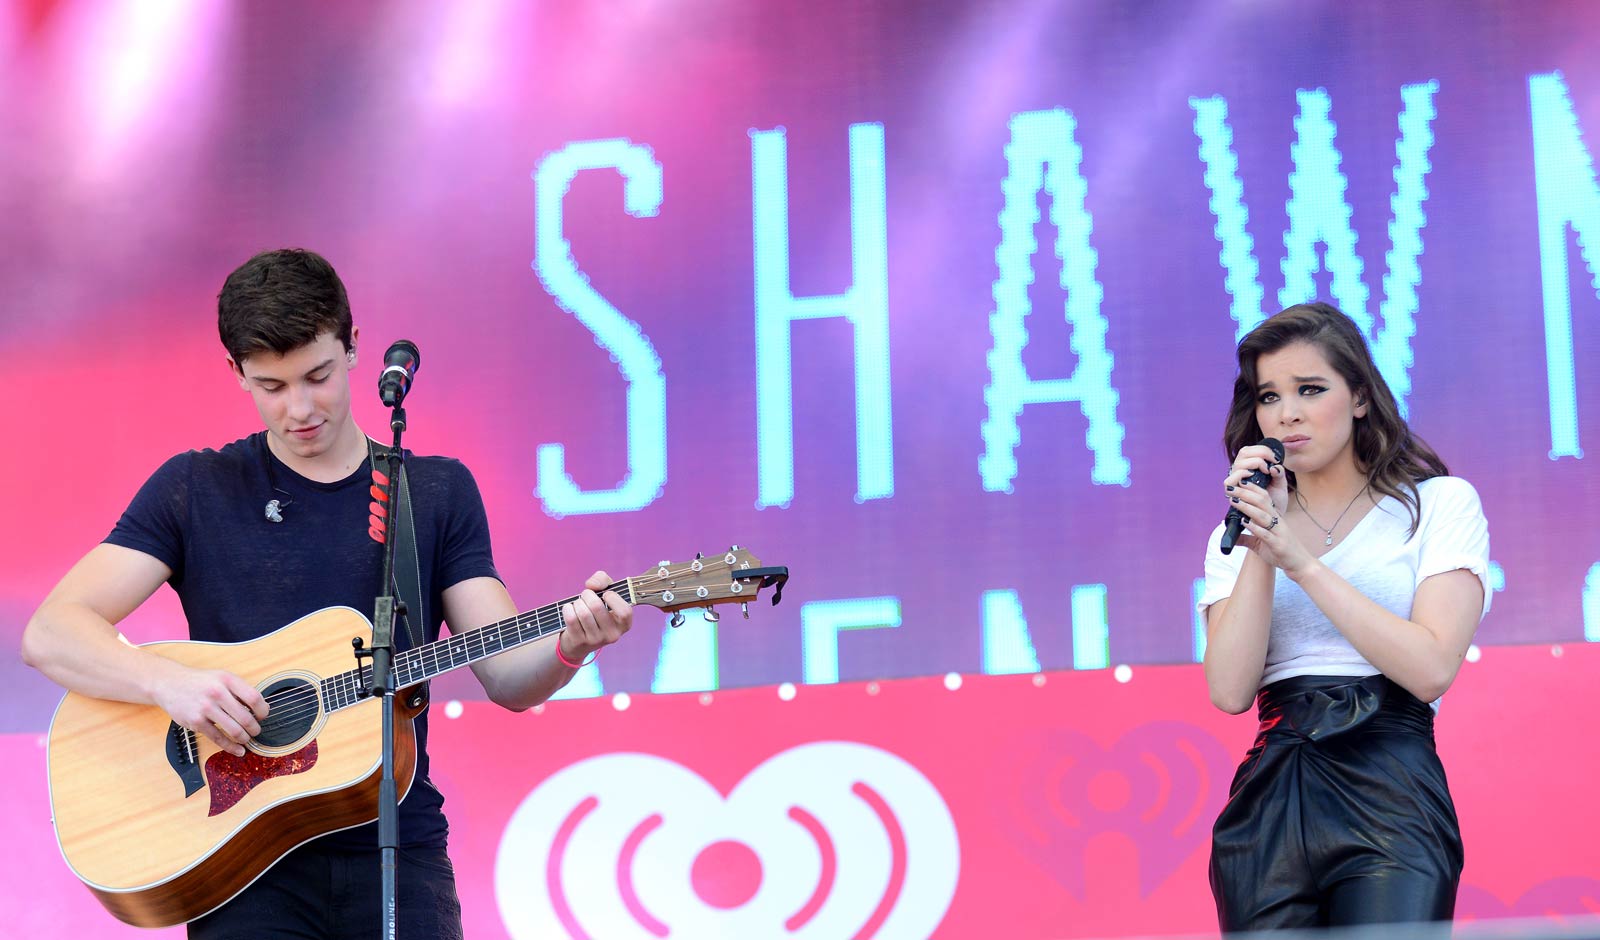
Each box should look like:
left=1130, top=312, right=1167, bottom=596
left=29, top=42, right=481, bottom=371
left=320, top=580, right=634, bottom=711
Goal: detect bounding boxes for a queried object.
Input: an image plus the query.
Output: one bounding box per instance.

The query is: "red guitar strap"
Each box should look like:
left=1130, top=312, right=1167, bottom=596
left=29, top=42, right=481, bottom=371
left=368, top=438, right=428, bottom=709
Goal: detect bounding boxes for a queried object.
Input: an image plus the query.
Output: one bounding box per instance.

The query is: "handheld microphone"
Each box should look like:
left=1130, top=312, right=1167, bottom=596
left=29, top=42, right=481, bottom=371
left=377, top=340, right=420, bottom=408
left=1219, top=437, right=1284, bottom=555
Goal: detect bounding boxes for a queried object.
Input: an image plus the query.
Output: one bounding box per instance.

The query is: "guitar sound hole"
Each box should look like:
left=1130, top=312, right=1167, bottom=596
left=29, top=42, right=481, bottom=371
left=255, top=677, right=320, bottom=748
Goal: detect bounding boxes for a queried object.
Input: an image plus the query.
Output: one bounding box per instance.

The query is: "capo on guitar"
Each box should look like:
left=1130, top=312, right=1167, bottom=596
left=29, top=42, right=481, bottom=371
left=737, top=566, right=790, bottom=606
left=349, top=637, right=373, bottom=697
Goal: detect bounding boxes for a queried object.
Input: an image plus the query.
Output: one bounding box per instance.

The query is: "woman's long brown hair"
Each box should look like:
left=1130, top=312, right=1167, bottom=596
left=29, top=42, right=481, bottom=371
left=1223, top=302, right=1449, bottom=536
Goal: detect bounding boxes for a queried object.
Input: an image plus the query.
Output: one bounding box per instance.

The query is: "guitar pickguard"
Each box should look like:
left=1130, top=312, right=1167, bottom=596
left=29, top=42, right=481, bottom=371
left=204, top=741, right=319, bottom=816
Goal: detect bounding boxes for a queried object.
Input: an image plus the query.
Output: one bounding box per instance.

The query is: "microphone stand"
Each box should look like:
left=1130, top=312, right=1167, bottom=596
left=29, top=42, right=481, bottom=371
left=353, top=401, right=409, bottom=940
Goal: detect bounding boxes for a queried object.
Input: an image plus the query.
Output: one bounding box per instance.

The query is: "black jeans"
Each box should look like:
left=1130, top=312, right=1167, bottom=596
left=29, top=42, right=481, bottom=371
left=188, top=841, right=463, bottom=940
left=1209, top=675, right=1463, bottom=933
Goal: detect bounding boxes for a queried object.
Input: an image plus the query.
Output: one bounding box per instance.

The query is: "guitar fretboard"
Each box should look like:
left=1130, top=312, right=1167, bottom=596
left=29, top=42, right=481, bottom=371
left=318, top=580, right=635, bottom=710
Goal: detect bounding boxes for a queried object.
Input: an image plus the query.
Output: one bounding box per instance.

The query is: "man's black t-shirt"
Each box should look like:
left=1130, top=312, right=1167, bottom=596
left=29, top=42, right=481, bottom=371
left=105, top=431, right=501, bottom=851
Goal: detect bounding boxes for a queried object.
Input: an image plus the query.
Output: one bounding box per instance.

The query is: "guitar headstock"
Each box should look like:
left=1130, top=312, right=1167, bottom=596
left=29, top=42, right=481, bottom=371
left=628, top=547, right=789, bottom=624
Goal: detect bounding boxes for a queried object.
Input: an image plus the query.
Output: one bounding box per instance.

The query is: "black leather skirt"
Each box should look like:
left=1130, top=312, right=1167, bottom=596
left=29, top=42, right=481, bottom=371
left=1209, top=675, right=1463, bottom=932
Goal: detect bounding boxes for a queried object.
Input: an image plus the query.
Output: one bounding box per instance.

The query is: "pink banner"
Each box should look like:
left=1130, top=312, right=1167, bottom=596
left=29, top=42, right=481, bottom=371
left=6, top=645, right=1597, bottom=938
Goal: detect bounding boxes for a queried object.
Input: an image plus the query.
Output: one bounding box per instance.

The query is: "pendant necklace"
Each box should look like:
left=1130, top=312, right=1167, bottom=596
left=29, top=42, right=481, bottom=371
left=1294, top=485, right=1368, bottom=546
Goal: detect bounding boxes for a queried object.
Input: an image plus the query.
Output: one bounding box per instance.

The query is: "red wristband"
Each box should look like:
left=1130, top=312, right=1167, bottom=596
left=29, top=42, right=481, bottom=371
left=556, top=631, right=597, bottom=669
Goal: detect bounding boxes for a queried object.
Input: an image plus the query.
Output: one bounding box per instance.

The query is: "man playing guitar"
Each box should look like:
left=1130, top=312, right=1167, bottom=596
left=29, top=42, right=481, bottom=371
left=21, top=248, right=634, bottom=938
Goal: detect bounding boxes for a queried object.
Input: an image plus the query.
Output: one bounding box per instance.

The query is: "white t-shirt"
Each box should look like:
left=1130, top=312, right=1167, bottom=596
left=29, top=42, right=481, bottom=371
left=1197, top=476, right=1491, bottom=691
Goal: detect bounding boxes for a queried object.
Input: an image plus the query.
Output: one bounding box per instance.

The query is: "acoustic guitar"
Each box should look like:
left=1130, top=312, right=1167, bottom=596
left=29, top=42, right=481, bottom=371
left=45, top=548, right=788, bottom=927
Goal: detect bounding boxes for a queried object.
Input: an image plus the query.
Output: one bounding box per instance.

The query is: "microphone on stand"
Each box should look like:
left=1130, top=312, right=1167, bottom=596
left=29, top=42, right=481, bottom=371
left=377, top=340, right=420, bottom=408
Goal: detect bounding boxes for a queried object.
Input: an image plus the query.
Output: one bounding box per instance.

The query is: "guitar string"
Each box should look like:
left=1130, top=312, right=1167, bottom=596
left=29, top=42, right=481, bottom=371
left=228, top=563, right=755, bottom=736
left=249, top=608, right=568, bottom=730
left=177, top=567, right=738, bottom=749
left=252, top=601, right=579, bottom=729
left=246, top=582, right=632, bottom=730
left=252, top=559, right=759, bottom=728
left=249, top=566, right=725, bottom=727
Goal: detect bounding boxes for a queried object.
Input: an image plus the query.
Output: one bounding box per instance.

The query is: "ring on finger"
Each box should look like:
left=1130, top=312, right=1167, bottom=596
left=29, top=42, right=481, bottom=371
left=1267, top=515, right=1279, bottom=530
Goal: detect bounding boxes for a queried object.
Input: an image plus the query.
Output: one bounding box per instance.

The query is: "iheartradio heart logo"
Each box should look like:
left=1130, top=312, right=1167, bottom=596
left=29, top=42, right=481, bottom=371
left=996, top=721, right=1235, bottom=898
left=495, top=741, right=960, bottom=939
left=1456, top=878, right=1600, bottom=920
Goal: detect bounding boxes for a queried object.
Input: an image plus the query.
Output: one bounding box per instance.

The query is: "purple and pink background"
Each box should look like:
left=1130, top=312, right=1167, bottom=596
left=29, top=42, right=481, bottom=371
left=3, top=1, right=1598, bottom=936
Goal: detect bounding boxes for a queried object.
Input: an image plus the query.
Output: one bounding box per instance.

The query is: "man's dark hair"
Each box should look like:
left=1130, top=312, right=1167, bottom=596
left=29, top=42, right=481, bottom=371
left=218, top=249, right=353, bottom=364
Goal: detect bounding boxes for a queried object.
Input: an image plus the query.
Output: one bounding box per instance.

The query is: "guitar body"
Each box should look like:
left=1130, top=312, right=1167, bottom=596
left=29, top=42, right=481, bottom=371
left=41, top=549, right=787, bottom=928
left=46, top=607, right=422, bottom=928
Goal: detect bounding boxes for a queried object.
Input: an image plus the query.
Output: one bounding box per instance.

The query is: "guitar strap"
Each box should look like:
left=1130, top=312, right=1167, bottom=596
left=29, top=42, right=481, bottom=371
left=368, top=439, right=428, bottom=708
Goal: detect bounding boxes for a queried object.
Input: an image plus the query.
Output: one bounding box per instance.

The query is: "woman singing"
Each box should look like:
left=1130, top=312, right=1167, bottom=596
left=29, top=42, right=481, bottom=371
left=1197, top=302, right=1490, bottom=931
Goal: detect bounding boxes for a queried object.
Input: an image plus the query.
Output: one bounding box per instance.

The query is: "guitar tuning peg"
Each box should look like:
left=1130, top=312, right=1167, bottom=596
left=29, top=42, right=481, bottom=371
left=741, top=602, right=750, bottom=620
left=730, top=544, right=740, bottom=551
left=695, top=551, right=703, bottom=560
left=669, top=611, right=686, bottom=629
left=702, top=607, right=721, bottom=623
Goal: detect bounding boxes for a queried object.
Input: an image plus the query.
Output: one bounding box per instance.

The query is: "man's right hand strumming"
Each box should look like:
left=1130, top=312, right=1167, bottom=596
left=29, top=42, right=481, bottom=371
left=150, top=662, right=269, bottom=758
